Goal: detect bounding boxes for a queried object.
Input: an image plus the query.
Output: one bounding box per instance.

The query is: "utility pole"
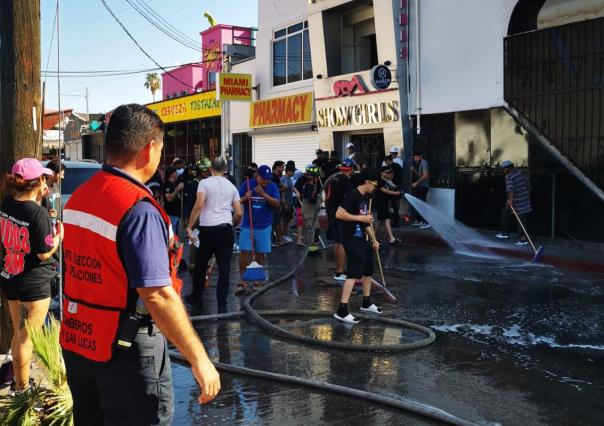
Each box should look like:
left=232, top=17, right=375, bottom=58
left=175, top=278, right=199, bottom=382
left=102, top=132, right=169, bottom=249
left=0, top=0, right=42, bottom=352
left=85, top=87, right=89, bottom=117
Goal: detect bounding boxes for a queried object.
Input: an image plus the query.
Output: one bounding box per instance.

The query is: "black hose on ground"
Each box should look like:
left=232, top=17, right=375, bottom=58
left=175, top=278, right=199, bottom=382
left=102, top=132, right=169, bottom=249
left=169, top=350, right=480, bottom=426
left=169, top=174, right=489, bottom=425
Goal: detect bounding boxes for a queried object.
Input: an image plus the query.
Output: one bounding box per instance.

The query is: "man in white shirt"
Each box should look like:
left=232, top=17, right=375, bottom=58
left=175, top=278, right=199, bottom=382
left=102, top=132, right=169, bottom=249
left=185, top=157, right=242, bottom=312
left=389, top=146, right=404, bottom=168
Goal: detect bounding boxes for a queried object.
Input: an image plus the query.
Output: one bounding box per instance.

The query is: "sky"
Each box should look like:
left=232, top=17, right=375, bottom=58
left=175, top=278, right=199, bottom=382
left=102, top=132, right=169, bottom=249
left=41, top=0, right=258, bottom=114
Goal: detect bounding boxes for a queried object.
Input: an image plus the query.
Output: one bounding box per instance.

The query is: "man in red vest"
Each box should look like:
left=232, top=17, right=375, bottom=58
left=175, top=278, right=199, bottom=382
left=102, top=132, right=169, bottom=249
left=60, top=104, right=220, bottom=425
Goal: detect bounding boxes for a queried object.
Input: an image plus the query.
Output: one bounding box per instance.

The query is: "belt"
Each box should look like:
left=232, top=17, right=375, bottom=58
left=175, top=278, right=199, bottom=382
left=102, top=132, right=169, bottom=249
left=199, top=223, right=232, bottom=228
left=137, top=323, right=158, bottom=336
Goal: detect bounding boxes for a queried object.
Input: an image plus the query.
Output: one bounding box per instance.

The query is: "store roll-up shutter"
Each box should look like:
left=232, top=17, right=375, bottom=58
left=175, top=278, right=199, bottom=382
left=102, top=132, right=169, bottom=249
left=254, top=133, right=318, bottom=170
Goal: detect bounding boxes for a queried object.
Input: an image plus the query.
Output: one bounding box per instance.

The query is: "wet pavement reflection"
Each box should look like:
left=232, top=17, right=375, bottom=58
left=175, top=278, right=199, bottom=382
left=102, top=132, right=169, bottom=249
left=174, top=242, right=604, bottom=425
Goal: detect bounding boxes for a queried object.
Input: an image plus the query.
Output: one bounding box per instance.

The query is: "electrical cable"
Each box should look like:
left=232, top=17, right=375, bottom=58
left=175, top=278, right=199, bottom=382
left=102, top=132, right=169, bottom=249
left=43, top=4, right=58, bottom=83
left=124, top=0, right=201, bottom=52
left=99, top=0, right=195, bottom=89
left=132, top=0, right=200, bottom=46
left=55, top=0, right=64, bottom=320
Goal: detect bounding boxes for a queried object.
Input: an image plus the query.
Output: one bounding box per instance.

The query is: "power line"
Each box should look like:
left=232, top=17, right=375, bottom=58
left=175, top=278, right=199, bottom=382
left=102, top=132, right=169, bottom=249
left=43, top=4, right=58, bottom=81
left=133, top=0, right=200, bottom=47
left=125, top=0, right=201, bottom=52
left=99, top=0, right=195, bottom=89
left=40, top=61, right=211, bottom=78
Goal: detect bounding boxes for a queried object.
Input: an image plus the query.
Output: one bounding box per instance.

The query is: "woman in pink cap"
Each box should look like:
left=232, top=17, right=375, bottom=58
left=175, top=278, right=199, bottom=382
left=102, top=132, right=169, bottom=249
left=0, top=158, right=64, bottom=393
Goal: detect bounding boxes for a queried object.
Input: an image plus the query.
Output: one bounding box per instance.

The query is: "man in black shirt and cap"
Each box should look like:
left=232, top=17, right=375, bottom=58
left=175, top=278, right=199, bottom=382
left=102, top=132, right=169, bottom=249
left=333, top=171, right=382, bottom=324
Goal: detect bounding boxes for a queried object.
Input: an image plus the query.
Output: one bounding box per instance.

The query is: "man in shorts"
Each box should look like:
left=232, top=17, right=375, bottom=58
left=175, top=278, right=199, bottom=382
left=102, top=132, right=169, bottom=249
left=237, top=165, right=280, bottom=290
left=333, top=171, right=382, bottom=324
left=325, top=159, right=354, bottom=281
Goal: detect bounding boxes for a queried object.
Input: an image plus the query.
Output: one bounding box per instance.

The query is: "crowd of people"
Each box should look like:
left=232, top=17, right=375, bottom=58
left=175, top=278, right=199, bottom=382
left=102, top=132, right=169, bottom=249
left=0, top=100, right=536, bottom=425
left=132, top=140, right=434, bottom=319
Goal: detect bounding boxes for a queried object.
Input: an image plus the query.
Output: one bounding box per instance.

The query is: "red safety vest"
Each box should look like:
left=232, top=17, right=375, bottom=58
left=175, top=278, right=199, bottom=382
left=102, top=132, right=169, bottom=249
left=59, top=170, right=181, bottom=362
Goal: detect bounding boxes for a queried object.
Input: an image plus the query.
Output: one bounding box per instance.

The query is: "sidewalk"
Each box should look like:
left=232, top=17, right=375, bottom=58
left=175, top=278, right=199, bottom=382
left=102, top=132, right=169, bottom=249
left=392, top=225, right=604, bottom=274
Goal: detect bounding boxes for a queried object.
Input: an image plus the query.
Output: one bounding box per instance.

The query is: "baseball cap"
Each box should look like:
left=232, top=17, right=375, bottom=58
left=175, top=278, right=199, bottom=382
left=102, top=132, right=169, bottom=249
left=257, top=165, right=272, bottom=180
left=196, top=158, right=211, bottom=171
left=359, top=170, right=378, bottom=185
left=339, top=159, right=354, bottom=170
left=346, top=142, right=354, bottom=149
left=12, top=159, right=53, bottom=181
left=500, top=160, right=513, bottom=168
left=381, top=166, right=393, bottom=173
left=315, top=148, right=323, bottom=155
left=389, top=146, right=400, bottom=153
left=165, top=166, right=178, bottom=178
left=305, top=165, right=320, bottom=176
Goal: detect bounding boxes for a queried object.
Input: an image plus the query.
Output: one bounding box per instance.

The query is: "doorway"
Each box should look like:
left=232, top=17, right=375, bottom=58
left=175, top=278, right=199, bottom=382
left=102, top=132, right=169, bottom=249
left=349, top=132, right=385, bottom=172
left=232, top=133, right=252, bottom=185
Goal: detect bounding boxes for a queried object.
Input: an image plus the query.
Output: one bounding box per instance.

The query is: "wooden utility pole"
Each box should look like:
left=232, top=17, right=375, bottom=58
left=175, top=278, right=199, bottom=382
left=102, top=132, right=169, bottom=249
left=0, top=0, right=42, bottom=352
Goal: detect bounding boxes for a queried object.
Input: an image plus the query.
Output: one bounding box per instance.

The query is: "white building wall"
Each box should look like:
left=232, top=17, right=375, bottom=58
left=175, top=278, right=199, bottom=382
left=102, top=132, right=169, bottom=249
left=407, top=0, right=518, bottom=115
left=228, top=0, right=318, bottom=169
left=256, top=0, right=315, bottom=101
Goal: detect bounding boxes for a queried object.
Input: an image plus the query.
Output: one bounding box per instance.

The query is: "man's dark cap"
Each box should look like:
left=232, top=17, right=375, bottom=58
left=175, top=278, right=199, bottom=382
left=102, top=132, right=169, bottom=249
left=165, top=166, right=177, bottom=177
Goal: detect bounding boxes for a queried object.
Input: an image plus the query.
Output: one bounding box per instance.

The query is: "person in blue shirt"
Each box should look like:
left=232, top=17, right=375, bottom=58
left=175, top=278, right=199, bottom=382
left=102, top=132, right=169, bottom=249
left=237, top=165, right=280, bottom=290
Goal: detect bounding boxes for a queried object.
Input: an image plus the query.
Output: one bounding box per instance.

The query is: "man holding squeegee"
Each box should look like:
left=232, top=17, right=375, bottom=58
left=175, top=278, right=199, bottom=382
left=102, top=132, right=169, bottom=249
left=496, top=160, right=532, bottom=246
left=237, top=165, right=281, bottom=291
left=333, top=171, right=383, bottom=324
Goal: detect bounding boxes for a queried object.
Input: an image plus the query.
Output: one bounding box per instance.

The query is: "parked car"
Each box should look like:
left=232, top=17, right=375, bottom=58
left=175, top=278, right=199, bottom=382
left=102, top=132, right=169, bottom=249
left=43, top=160, right=102, bottom=205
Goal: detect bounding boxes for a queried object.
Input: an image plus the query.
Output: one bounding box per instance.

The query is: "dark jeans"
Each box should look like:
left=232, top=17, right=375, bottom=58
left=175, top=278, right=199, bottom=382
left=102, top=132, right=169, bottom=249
left=192, top=224, right=234, bottom=306
left=411, top=185, right=429, bottom=222
left=64, top=329, right=173, bottom=426
left=500, top=206, right=530, bottom=240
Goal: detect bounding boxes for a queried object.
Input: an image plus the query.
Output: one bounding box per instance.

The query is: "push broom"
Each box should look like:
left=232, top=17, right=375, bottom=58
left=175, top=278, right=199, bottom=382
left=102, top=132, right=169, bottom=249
left=242, top=178, right=268, bottom=282
left=510, top=205, right=544, bottom=263
left=368, top=199, right=387, bottom=287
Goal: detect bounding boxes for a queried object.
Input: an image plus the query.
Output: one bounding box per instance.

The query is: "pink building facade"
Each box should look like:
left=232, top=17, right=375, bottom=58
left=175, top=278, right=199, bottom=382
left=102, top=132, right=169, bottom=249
left=161, top=24, right=253, bottom=100
left=161, top=64, right=204, bottom=100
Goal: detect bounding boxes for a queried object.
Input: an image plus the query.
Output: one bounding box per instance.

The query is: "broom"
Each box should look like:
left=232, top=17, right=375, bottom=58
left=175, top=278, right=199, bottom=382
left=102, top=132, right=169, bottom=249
left=242, top=178, right=268, bottom=282
left=368, top=198, right=387, bottom=288
left=510, top=205, right=544, bottom=263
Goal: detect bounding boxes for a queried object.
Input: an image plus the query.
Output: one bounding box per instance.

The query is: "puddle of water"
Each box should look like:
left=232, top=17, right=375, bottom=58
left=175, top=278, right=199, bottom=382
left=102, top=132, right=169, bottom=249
left=432, top=322, right=604, bottom=352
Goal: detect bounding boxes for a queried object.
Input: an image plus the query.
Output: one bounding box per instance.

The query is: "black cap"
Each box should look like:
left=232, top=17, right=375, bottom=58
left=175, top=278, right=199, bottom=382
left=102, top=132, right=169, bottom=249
left=358, top=170, right=378, bottom=184
left=381, top=166, right=393, bottom=173
left=316, top=149, right=323, bottom=155
left=413, top=150, right=422, bottom=156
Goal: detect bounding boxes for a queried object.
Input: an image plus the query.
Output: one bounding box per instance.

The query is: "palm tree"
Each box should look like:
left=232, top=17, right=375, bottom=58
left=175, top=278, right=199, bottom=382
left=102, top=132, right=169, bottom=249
left=144, top=73, right=161, bottom=102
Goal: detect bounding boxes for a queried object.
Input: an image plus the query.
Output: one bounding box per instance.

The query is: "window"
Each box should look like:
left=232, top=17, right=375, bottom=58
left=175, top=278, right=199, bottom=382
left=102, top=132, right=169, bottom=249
left=323, top=1, right=378, bottom=76
left=273, top=20, right=313, bottom=86
left=208, top=71, right=217, bottom=89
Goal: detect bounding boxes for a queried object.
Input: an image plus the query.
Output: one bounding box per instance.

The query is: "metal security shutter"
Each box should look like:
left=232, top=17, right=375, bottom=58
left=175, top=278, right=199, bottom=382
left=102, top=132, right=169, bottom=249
left=253, top=132, right=318, bottom=169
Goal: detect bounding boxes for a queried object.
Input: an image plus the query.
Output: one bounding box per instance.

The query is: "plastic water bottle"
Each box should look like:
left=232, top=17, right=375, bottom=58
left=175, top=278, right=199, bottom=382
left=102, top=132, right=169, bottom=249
left=190, top=229, right=200, bottom=248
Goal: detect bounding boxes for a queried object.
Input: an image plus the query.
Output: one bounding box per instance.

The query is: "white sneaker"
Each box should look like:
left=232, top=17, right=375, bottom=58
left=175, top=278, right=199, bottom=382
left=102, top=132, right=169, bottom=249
left=420, top=223, right=432, bottom=229
left=495, top=233, right=509, bottom=239
left=283, top=236, right=293, bottom=243
left=360, top=304, right=383, bottom=314
left=333, top=312, right=359, bottom=324
left=515, top=240, right=529, bottom=246
left=411, top=221, right=422, bottom=226
left=333, top=273, right=347, bottom=281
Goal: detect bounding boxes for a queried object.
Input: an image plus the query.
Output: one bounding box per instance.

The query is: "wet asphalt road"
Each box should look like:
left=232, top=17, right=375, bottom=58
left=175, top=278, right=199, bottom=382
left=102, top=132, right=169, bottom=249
left=173, top=240, right=604, bottom=425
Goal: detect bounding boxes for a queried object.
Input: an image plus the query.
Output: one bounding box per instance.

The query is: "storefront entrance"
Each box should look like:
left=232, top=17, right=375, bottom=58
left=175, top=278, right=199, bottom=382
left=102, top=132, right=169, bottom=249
left=349, top=133, right=385, bottom=172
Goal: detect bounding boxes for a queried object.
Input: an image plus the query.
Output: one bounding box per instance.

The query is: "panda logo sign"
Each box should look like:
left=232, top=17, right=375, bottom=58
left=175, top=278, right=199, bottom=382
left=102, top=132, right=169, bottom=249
left=370, top=65, right=392, bottom=90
